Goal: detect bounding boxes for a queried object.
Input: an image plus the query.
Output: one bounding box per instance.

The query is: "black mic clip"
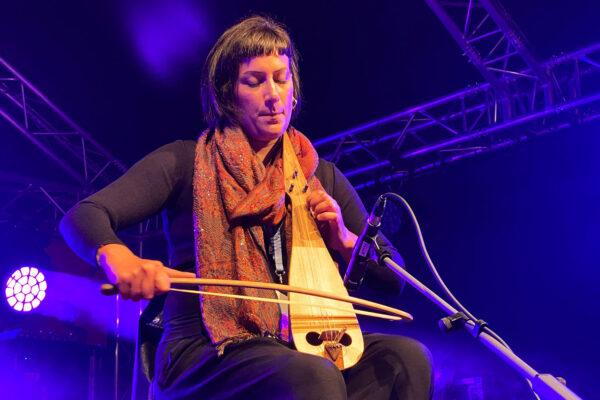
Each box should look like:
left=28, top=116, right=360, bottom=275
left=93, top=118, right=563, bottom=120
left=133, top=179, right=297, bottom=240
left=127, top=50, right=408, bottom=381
left=344, top=195, right=387, bottom=291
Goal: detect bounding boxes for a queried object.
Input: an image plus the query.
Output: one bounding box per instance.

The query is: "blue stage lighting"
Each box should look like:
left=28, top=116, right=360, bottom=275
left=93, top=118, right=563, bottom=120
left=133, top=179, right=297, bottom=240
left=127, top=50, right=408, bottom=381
left=5, top=266, right=47, bottom=312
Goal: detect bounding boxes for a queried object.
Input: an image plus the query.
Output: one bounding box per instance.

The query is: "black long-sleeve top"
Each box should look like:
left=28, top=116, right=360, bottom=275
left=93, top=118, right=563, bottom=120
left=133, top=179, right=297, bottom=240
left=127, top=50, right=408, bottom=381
left=59, top=140, right=403, bottom=340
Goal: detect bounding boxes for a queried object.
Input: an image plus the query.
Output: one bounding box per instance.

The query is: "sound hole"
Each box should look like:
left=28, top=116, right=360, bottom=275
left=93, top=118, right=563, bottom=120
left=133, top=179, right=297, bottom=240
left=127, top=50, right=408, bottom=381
left=306, top=331, right=321, bottom=345
left=305, top=331, right=352, bottom=346
left=339, top=333, right=352, bottom=346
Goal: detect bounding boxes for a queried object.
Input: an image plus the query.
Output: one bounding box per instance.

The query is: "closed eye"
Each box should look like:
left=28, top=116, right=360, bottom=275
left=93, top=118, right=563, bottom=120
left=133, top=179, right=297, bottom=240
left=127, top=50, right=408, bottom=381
left=242, top=78, right=289, bottom=88
left=240, top=68, right=290, bottom=88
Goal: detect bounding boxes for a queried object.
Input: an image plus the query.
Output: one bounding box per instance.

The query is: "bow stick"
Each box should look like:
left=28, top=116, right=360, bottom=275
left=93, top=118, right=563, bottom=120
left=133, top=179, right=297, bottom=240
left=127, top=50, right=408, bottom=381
left=170, top=288, right=403, bottom=320
left=101, top=278, right=413, bottom=322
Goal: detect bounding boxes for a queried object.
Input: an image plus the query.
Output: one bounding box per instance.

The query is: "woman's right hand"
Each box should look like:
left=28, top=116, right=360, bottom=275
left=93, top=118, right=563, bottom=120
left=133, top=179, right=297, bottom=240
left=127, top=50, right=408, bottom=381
left=97, top=243, right=196, bottom=301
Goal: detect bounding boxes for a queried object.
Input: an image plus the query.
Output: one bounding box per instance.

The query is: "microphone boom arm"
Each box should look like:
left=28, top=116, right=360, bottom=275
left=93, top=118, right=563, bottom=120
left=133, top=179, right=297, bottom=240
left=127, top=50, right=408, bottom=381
left=373, top=243, right=582, bottom=400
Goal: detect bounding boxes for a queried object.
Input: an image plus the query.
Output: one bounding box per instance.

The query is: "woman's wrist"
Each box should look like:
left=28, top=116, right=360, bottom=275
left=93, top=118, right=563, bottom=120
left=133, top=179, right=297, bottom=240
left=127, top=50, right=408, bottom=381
left=96, top=243, right=133, bottom=268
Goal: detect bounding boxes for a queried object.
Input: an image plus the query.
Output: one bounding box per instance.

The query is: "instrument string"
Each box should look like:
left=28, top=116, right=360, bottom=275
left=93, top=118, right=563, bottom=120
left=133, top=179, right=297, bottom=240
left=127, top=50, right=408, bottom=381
left=295, top=171, right=323, bottom=339
left=286, top=134, right=337, bottom=347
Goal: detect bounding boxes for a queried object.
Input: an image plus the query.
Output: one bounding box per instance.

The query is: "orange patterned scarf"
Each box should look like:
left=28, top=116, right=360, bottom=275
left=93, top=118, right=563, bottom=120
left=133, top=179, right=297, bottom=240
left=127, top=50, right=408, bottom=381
left=193, top=125, right=320, bottom=345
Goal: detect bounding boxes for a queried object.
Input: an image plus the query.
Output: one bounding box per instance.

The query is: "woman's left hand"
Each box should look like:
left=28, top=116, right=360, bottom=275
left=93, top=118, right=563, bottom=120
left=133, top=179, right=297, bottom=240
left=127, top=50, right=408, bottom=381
left=306, top=189, right=357, bottom=263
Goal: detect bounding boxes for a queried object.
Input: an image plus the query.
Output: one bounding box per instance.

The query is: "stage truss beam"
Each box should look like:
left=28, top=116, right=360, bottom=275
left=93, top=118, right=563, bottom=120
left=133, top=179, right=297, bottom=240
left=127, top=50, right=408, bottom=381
left=0, top=56, right=126, bottom=186
left=425, top=0, right=552, bottom=117
left=0, top=56, right=129, bottom=227
left=0, top=57, right=132, bottom=230
left=314, top=43, right=600, bottom=189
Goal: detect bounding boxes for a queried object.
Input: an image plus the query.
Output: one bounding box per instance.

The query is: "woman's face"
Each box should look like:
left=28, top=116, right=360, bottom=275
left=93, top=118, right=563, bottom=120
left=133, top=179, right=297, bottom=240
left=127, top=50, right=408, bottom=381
left=235, top=54, right=294, bottom=151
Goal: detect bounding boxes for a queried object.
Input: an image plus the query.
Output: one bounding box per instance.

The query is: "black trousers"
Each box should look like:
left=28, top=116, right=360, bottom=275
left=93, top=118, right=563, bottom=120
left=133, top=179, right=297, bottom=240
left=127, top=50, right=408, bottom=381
left=153, top=333, right=433, bottom=399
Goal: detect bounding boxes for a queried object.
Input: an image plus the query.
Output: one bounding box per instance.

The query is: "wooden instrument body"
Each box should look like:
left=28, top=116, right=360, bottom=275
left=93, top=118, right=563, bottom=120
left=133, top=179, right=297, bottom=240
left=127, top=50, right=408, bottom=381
left=283, top=134, right=364, bottom=370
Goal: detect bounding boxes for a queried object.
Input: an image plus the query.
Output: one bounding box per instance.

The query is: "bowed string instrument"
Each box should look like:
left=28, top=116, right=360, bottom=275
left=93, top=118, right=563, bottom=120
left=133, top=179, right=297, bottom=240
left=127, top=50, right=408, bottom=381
left=102, top=133, right=412, bottom=370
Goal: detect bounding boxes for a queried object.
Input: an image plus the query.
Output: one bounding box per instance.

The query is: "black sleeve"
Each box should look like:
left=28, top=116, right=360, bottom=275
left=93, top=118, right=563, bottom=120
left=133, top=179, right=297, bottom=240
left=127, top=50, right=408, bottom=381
left=59, top=140, right=189, bottom=266
left=316, top=160, right=405, bottom=295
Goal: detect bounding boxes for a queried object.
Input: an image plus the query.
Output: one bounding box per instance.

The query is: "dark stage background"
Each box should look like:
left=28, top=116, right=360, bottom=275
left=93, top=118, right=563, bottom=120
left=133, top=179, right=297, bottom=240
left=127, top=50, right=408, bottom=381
left=1, top=1, right=599, bottom=399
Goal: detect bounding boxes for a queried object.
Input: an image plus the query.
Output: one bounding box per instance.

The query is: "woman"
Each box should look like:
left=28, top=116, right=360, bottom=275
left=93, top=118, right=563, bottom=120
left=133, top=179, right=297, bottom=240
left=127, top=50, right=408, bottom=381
left=60, top=16, right=433, bottom=399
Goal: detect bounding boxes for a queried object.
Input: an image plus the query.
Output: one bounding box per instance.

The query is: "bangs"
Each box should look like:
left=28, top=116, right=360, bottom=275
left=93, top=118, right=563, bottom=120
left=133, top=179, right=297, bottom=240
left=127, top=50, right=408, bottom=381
left=234, top=30, right=294, bottom=61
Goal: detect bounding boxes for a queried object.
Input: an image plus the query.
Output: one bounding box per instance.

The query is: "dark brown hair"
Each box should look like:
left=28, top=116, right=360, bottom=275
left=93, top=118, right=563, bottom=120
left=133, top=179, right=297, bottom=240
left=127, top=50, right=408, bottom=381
left=201, top=16, right=301, bottom=128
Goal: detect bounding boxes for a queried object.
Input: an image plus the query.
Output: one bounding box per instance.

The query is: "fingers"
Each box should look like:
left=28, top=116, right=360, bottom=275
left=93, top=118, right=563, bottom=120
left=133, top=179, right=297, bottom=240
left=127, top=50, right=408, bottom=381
left=99, top=245, right=195, bottom=301
left=154, top=267, right=171, bottom=295
left=314, top=211, right=338, bottom=222
left=150, top=265, right=196, bottom=296
left=114, top=260, right=195, bottom=301
left=140, top=263, right=157, bottom=300
left=127, top=260, right=160, bottom=301
left=117, top=280, right=133, bottom=301
left=165, top=268, right=197, bottom=278
left=307, top=190, right=340, bottom=217
left=306, top=189, right=329, bottom=209
left=155, top=267, right=197, bottom=296
left=129, top=270, right=144, bottom=301
left=306, top=189, right=353, bottom=256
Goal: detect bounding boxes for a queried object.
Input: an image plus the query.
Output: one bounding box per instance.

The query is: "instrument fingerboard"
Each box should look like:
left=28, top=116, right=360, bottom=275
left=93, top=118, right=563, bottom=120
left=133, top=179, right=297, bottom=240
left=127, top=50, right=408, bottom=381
left=282, top=134, right=325, bottom=247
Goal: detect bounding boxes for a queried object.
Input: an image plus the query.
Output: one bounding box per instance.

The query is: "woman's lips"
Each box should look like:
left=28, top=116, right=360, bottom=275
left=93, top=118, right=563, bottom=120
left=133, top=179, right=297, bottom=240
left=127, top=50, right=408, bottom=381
left=259, top=112, right=283, bottom=117
left=259, top=112, right=284, bottom=124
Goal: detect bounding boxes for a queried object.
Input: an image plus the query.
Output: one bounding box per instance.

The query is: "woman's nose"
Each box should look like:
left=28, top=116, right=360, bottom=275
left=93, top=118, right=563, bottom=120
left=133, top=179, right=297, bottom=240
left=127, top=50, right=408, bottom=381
left=264, top=79, right=280, bottom=103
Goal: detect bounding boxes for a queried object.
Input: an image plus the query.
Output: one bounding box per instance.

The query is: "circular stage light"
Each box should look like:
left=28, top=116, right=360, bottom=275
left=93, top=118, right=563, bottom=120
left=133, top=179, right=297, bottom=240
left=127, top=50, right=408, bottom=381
left=5, top=266, right=46, bottom=312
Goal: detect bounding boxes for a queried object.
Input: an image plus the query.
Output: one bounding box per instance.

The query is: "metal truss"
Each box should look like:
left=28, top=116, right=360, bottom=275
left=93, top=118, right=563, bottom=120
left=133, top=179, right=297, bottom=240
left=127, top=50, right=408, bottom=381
left=425, top=0, right=551, bottom=119
left=0, top=58, right=166, bottom=270
left=0, top=56, right=127, bottom=186
left=0, top=174, right=166, bottom=273
left=0, top=171, right=81, bottom=231
left=314, top=43, right=600, bottom=189
left=0, top=55, right=127, bottom=228
left=0, top=57, right=168, bottom=400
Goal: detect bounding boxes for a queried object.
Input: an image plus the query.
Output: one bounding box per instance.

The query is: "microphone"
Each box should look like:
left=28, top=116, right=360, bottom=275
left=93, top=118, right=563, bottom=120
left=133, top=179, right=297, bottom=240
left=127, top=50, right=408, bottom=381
left=344, top=195, right=387, bottom=291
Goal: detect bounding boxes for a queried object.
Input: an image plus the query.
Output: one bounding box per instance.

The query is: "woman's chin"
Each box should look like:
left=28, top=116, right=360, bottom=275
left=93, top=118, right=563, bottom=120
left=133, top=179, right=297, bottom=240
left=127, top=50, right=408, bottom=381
left=244, top=128, right=283, bottom=149
left=259, top=124, right=287, bottom=140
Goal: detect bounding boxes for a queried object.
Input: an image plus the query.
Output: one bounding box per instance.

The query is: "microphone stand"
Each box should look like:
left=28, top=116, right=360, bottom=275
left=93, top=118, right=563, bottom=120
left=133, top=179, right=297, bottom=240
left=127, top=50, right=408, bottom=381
left=374, top=248, right=582, bottom=400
